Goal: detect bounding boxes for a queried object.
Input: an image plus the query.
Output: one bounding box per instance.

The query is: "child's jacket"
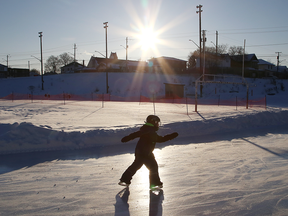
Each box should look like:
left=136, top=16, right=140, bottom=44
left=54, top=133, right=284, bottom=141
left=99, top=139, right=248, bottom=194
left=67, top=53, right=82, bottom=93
left=121, top=124, right=178, bottom=156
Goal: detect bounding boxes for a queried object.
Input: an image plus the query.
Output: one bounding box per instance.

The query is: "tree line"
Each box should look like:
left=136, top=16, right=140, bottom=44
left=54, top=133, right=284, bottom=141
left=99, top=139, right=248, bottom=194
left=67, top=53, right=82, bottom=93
left=188, top=44, right=245, bottom=69
left=31, top=52, right=74, bottom=74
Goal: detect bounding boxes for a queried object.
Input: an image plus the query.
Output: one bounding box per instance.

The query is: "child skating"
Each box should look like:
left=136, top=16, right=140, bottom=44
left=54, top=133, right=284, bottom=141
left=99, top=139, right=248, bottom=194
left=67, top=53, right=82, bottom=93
left=119, top=115, right=178, bottom=189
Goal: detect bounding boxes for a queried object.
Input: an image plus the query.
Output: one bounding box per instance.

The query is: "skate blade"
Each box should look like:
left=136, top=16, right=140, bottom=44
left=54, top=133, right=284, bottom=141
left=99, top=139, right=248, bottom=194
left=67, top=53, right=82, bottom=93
left=118, top=181, right=130, bottom=187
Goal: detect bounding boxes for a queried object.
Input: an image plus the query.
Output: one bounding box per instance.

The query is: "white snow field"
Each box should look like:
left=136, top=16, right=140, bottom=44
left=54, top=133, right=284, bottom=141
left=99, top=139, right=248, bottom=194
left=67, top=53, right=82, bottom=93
left=0, top=73, right=288, bottom=215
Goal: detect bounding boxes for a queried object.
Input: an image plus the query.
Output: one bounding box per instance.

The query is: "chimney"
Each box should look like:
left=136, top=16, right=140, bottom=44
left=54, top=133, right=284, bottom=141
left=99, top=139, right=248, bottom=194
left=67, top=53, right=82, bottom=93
left=83, top=60, right=85, bottom=66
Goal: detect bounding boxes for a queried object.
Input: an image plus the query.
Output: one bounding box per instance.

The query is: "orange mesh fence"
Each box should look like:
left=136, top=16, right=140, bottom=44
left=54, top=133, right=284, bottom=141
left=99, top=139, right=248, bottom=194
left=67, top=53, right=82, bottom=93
left=0, top=93, right=266, bottom=109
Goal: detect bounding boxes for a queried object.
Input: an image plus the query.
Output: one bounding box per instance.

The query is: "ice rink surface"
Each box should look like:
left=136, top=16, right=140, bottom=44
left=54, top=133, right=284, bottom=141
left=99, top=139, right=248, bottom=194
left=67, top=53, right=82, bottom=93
left=0, top=100, right=288, bottom=215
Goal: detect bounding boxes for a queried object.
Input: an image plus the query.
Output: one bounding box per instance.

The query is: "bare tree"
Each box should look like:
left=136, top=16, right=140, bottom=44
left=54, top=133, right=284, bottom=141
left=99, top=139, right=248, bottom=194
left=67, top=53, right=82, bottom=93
left=187, top=50, right=199, bottom=68
left=228, top=46, right=245, bottom=56
left=45, top=55, right=61, bottom=73
left=29, top=68, right=40, bottom=77
left=59, top=53, right=74, bottom=66
left=188, top=44, right=228, bottom=68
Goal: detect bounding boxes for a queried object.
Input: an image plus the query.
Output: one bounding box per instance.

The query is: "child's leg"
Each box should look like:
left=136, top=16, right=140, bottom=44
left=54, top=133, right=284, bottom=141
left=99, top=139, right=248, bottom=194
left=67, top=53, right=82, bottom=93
left=144, top=154, right=162, bottom=186
left=120, top=156, right=144, bottom=184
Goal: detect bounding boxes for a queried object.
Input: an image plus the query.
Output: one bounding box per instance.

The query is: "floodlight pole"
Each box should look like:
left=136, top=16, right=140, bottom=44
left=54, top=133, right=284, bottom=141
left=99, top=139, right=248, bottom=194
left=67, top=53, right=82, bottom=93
left=196, top=5, right=203, bottom=97
left=196, top=5, right=203, bottom=76
left=103, top=22, right=109, bottom=93
left=39, top=32, right=44, bottom=90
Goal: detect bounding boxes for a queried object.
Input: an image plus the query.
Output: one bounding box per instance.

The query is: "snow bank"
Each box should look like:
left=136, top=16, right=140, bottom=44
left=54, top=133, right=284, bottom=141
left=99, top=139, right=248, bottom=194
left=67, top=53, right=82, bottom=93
left=1, top=109, right=288, bottom=154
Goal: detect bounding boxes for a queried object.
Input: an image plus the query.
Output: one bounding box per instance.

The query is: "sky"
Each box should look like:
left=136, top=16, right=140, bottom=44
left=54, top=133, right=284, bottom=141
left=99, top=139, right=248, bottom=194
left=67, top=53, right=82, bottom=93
left=1, top=0, right=288, bottom=71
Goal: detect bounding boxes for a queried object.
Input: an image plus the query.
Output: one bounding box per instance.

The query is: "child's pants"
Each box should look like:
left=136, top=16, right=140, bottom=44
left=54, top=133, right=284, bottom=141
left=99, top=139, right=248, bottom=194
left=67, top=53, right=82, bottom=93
left=120, top=153, right=161, bottom=185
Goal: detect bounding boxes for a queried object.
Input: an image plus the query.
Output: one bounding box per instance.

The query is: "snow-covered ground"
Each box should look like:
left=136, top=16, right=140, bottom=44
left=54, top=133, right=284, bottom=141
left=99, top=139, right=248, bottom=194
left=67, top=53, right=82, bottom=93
left=0, top=73, right=288, bottom=215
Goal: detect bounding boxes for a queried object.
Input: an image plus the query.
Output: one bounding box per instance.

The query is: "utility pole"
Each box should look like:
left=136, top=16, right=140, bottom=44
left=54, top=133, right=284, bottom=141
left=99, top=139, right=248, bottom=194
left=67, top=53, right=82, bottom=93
left=125, top=37, right=128, bottom=71
left=216, top=31, right=218, bottom=55
left=103, top=22, right=108, bottom=58
left=202, top=30, right=206, bottom=80
left=39, top=32, right=44, bottom=90
left=125, top=37, right=128, bottom=61
left=103, top=22, right=109, bottom=93
left=196, top=5, right=203, bottom=73
left=275, top=52, right=282, bottom=73
left=196, top=5, right=203, bottom=97
left=4, top=55, right=11, bottom=76
left=6, top=55, right=10, bottom=68
left=242, top=39, right=246, bottom=78
left=73, top=43, right=77, bottom=62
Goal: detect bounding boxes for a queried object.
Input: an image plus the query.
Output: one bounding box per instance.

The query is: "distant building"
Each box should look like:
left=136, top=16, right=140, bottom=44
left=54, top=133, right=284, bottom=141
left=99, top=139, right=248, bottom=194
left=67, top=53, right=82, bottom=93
left=0, top=63, right=8, bottom=78
left=258, top=59, right=274, bottom=71
left=195, top=53, right=231, bottom=68
left=148, top=56, right=187, bottom=74
left=8, top=68, right=30, bottom=77
left=61, top=61, right=87, bottom=74
left=230, top=54, right=258, bottom=69
left=86, top=52, right=148, bottom=73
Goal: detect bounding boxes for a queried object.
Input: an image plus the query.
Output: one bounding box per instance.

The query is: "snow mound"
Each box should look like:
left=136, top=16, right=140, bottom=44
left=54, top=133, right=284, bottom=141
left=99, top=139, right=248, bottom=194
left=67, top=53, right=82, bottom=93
left=1, top=110, right=288, bottom=154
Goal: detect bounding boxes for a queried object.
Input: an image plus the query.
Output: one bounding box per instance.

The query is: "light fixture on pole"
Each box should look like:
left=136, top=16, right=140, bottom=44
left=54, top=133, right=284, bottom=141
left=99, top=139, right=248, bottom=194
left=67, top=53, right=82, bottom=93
left=95, top=51, right=106, bottom=58
left=38, top=32, right=44, bottom=90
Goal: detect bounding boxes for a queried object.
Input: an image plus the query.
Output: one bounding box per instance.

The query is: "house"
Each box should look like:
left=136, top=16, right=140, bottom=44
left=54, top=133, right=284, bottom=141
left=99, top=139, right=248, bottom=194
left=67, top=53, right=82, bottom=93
left=257, top=59, right=275, bottom=78
left=258, top=59, right=274, bottom=71
left=273, top=65, right=288, bottom=79
left=61, top=61, right=86, bottom=74
left=257, top=59, right=288, bottom=78
left=0, top=63, right=8, bottom=78
left=86, top=52, right=148, bottom=72
left=8, top=68, right=30, bottom=77
left=230, top=54, right=259, bottom=69
left=148, top=56, right=187, bottom=74
left=0, top=64, right=30, bottom=78
left=195, top=53, right=231, bottom=69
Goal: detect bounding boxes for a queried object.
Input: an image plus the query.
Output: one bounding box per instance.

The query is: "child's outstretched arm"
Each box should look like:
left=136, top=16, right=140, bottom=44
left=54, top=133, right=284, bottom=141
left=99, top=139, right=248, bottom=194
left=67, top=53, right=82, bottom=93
left=121, top=131, right=141, bottom=143
left=157, top=132, right=178, bottom=143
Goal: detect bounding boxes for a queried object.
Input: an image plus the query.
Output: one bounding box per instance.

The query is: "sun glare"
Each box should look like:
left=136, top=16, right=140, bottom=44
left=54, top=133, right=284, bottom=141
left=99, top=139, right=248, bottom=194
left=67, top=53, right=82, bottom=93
left=139, top=28, right=158, bottom=51
left=122, top=0, right=190, bottom=62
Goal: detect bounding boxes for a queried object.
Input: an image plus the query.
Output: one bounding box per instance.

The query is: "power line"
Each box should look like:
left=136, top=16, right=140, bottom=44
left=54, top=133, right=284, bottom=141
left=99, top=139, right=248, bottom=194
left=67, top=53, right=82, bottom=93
left=247, top=42, right=288, bottom=47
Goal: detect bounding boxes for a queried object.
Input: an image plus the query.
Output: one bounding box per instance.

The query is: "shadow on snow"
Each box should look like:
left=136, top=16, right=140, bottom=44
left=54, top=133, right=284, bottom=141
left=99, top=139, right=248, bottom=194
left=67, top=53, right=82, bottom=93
left=0, top=124, right=288, bottom=175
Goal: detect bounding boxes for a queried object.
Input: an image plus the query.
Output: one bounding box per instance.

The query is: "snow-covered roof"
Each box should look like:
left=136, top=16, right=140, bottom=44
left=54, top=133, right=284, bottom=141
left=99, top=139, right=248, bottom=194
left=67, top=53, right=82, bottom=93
left=230, top=54, right=258, bottom=62
left=258, top=59, right=275, bottom=66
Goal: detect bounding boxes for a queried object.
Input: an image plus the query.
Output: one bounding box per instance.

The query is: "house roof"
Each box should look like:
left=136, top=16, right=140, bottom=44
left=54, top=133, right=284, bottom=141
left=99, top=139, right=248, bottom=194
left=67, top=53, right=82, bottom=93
left=109, top=52, right=118, bottom=59
left=61, top=61, right=85, bottom=69
left=230, top=54, right=258, bottom=62
left=87, top=56, right=147, bottom=69
left=258, top=59, right=274, bottom=66
left=149, top=56, right=187, bottom=62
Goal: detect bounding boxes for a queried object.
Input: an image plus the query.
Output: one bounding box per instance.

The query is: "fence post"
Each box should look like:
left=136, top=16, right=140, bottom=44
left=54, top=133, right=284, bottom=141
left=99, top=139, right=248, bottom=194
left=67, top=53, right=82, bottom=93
left=63, top=92, right=66, bottom=105
left=246, top=86, right=249, bottom=109
left=153, top=93, right=156, bottom=115
left=139, top=93, right=141, bottom=105
left=195, top=82, right=198, bottom=112
left=186, top=96, right=188, bottom=115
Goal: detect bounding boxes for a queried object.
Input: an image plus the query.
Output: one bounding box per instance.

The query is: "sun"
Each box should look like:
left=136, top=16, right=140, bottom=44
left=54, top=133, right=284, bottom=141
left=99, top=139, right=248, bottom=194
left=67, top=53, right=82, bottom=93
left=139, top=27, right=158, bottom=51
